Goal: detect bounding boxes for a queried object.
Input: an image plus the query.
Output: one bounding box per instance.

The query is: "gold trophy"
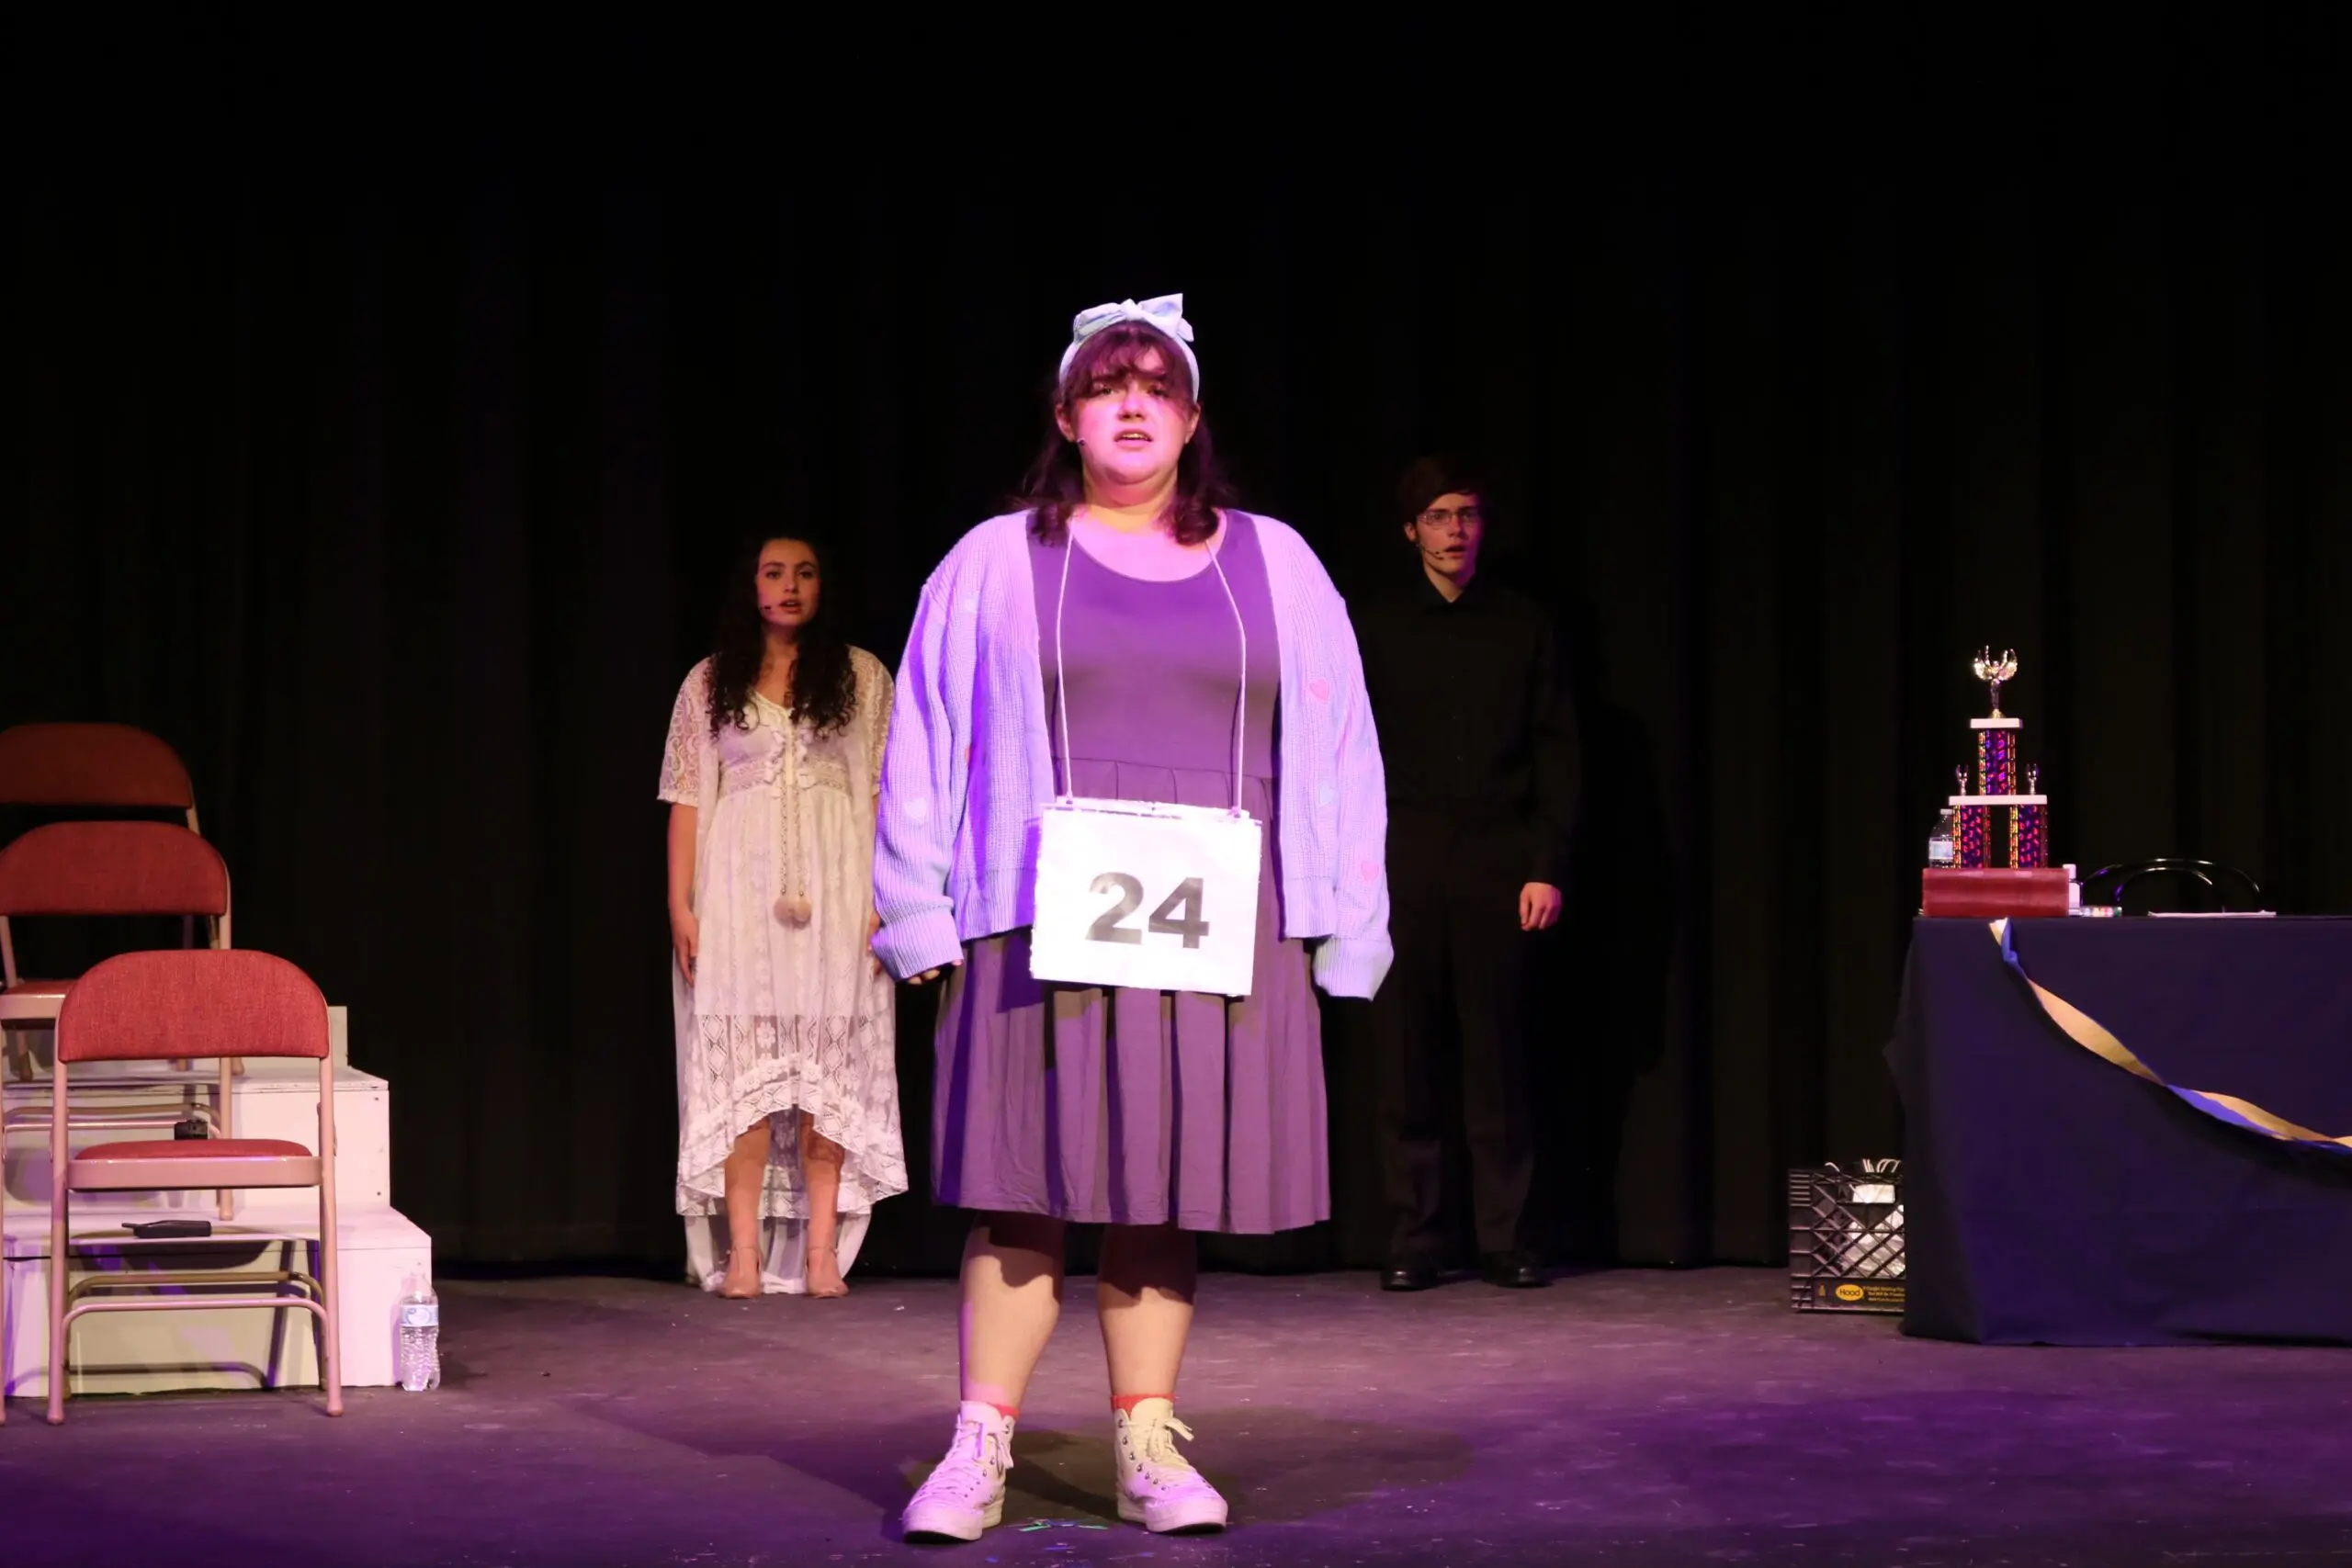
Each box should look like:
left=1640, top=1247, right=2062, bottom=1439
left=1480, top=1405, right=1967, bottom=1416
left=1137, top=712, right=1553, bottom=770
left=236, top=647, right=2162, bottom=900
left=1971, top=649, right=2018, bottom=718
left=1925, top=649, right=2061, bottom=916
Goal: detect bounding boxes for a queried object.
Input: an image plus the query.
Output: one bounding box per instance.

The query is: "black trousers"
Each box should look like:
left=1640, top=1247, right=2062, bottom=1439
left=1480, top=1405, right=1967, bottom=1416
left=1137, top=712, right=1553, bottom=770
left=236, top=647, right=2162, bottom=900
left=1371, top=822, right=1538, bottom=1260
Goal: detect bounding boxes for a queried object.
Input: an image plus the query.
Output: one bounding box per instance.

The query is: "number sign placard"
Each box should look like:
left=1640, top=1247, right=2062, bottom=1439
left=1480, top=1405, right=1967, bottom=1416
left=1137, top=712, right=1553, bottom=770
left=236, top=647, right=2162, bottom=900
left=1029, top=798, right=1263, bottom=998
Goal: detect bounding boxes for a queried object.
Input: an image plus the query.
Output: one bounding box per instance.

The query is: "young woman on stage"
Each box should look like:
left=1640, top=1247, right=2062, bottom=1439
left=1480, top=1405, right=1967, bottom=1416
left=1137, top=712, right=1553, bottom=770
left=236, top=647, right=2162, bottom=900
left=659, top=535, right=905, bottom=1300
left=874, top=296, right=1391, bottom=1540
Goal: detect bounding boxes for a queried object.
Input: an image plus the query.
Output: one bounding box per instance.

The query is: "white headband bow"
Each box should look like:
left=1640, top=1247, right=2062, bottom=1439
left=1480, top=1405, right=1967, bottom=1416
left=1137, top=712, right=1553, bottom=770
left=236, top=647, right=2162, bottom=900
left=1057, top=293, right=1201, bottom=399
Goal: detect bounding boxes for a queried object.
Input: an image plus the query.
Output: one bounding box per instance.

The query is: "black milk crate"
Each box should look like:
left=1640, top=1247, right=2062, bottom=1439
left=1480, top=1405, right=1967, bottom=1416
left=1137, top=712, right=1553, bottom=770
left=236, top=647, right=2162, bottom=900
left=1790, top=1160, right=1905, bottom=1314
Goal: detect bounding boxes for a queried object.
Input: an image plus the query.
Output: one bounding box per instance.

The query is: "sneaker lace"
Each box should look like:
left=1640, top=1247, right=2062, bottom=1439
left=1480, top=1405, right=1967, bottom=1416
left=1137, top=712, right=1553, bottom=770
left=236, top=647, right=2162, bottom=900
left=1134, top=1414, right=1201, bottom=1483
left=922, top=1415, right=1009, bottom=1503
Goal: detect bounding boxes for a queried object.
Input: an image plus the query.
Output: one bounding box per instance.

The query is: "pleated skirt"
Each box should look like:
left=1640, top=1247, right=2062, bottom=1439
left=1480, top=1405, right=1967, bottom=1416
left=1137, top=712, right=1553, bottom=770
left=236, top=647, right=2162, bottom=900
left=929, top=773, right=1328, bottom=1234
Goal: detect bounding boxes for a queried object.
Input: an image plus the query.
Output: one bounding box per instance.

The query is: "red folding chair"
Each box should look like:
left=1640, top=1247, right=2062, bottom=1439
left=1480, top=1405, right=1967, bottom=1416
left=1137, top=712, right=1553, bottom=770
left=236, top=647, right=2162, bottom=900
left=40, top=949, right=341, bottom=1425
left=0, top=822, right=240, bottom=1218
left=0, top=723, right=214, bottom=1032
left=0, top=722, right=202, bottom=834
left=0, top=726, right=233, bottom=1077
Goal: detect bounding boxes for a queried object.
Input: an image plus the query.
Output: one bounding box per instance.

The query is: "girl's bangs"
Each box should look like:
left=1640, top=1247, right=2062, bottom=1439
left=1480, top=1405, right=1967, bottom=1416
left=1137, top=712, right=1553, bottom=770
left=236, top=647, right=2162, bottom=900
left=1058, top=322, right=1196, bottom=406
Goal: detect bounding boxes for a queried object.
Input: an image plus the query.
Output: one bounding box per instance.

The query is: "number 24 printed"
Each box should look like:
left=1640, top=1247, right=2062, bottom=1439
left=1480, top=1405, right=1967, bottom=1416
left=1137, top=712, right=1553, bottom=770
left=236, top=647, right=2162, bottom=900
left=1087, top=874, right=1211, bottom=949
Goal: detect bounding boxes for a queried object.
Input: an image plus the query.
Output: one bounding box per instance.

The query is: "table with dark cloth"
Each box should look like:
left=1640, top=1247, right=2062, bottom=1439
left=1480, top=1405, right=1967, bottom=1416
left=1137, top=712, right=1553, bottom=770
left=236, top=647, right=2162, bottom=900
left=1889, top=917, right=2352, bottom=1345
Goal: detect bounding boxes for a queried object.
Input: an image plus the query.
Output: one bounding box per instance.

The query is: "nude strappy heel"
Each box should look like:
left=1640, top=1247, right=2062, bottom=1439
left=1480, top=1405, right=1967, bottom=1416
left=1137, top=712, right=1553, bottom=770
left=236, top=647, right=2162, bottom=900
left=719, top=1244, right=765, bottom=1299
left=806, top=1241, right=848, bottom=1299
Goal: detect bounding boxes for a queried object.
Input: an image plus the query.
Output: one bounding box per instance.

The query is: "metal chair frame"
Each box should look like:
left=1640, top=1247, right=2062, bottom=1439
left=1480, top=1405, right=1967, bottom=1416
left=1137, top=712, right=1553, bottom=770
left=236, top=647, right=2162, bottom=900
left=2080, top=858, right=2266, bottom=914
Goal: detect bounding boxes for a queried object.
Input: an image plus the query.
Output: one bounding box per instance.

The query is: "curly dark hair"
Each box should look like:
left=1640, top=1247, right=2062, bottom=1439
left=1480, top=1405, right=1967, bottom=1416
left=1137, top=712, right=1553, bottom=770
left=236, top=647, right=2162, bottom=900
left=1019, top=321, right=1233, bottom=547
left=706, top=535, right=856, bottom=739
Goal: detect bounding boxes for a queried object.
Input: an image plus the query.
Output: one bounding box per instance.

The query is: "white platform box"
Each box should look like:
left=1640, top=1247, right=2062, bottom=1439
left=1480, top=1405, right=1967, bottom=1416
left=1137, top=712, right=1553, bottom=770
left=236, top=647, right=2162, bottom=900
left=2, top=1204, right=429, bottom=1396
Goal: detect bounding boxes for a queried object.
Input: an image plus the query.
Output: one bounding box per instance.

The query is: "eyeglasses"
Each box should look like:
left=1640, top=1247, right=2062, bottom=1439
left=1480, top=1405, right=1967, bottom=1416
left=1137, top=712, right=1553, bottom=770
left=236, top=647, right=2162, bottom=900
left=1416, top=505, right=1483, bottom=527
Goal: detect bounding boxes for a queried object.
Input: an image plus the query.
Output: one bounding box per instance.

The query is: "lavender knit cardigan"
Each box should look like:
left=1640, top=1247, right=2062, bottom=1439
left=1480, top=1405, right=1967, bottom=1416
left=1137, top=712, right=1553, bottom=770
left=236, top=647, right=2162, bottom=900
left=871, top=511, right=1393, bottom=999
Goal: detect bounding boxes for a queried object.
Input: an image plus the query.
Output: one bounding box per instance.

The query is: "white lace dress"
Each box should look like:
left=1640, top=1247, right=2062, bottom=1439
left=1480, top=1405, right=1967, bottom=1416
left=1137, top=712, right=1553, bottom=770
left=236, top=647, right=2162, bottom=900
left=659, top=650, right=906, bottom=1293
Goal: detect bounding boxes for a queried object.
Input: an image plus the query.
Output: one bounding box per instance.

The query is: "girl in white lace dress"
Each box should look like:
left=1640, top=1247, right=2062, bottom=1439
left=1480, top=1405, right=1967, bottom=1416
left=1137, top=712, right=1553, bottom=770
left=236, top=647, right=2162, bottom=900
left=660, top=536, right=904, bottom=1298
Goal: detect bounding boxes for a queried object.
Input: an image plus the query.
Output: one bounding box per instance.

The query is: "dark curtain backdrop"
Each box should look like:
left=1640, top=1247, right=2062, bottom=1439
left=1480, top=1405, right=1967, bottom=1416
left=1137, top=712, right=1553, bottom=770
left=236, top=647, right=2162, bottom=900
left=8, top=15, right=2351, bottom=1273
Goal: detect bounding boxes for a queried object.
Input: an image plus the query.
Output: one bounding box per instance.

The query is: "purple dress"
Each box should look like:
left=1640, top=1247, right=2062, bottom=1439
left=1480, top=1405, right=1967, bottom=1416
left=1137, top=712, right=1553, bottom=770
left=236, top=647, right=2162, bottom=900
left=929, top=513, right=1329, bottom=1234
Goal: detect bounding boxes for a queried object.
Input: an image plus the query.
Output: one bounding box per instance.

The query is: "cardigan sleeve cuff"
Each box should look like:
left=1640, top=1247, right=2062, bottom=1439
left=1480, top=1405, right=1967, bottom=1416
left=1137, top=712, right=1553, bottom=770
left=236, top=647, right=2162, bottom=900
left=872, top=906, right=964, bottom=982
left=1313, top=934, right=1393, bottom=1000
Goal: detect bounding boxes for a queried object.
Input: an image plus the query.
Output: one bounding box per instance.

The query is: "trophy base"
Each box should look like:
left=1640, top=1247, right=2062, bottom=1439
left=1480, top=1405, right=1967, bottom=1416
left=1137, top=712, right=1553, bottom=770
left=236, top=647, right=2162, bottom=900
left=1921, top=867, right=2071, bottom=919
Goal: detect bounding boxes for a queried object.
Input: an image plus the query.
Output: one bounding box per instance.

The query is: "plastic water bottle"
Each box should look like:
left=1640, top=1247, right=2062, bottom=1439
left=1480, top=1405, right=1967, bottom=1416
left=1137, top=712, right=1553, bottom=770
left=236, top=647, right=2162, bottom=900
left=1927, top=808, right=1956, bottom=868
left=398, top=1276, right=440, bottom=1393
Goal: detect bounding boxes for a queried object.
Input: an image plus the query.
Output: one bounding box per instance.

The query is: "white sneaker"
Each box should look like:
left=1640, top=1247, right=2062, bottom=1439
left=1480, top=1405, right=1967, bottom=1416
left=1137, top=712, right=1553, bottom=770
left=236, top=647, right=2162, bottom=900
left=902, top=1402, right=1014, bottom=1543
left=1113, top=1398, right=1228, bottom=1533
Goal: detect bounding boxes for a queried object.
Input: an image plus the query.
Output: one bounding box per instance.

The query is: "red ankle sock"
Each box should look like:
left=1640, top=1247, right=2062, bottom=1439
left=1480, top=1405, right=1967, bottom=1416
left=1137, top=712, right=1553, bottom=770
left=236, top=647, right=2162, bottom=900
left=977, top=1401, right=1019, bottom=1421
left=1112, top=1393, right=1172, bottom=1415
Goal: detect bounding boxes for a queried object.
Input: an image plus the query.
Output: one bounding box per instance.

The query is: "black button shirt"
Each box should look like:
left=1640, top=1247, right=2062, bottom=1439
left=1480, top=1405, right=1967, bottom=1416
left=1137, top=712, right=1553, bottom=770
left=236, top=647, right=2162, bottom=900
left=1359, top=570, right=1581, bottom=886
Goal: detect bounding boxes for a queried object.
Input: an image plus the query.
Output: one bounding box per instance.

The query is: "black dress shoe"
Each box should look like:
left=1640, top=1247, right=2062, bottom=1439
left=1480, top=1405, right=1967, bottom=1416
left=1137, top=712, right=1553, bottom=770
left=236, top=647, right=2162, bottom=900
left=1380, top=1259, right=1440, bottom=1292
left=1478, top=1250, right=1548, bottom=1289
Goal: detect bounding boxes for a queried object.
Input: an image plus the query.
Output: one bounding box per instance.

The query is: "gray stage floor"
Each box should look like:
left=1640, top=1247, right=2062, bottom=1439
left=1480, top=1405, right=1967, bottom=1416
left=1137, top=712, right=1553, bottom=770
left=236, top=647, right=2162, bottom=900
left=6, top=1268, right=2352, bottom=1566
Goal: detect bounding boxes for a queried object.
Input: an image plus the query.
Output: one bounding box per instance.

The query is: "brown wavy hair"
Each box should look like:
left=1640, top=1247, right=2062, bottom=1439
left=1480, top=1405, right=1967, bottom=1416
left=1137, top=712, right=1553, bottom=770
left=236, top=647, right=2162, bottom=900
left=1018, top=321, right=1233, bottom=547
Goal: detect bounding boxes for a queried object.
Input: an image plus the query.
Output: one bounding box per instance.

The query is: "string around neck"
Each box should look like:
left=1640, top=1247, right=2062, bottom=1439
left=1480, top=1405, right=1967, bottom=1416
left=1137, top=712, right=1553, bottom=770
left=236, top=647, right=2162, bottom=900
left=1052, top=515, right=1250, bottom=818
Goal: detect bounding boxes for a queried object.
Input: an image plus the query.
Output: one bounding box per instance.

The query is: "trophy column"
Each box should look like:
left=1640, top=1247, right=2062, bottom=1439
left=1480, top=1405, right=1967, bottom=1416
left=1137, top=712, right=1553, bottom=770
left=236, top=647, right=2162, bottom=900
left=2015, top=765, right=2049, bottom=870
left=1977, top=717, right=2017, bottom=796
left=1953, top=765, right=1988, bottom=869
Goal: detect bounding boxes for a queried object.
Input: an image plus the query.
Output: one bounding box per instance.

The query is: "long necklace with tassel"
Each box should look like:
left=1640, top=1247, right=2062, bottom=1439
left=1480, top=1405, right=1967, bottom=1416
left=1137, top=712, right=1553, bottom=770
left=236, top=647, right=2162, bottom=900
left=774, top=704, right=813, bottom=928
